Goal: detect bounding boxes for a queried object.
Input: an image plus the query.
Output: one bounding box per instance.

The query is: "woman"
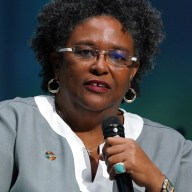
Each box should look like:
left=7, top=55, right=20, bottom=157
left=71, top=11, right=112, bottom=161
left=0, top=0, right=191, bottom=191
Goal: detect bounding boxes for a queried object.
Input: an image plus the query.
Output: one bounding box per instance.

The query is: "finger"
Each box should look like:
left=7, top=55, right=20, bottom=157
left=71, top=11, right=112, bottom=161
left=102, top=137, right=128, bottom=157
left=102, top=144, right=124, bottom=166
left=106, top=153, right=127, bottom=173
left=105, top=143, right=126, bottom=157
left=105, top=137, right=126, bottom=146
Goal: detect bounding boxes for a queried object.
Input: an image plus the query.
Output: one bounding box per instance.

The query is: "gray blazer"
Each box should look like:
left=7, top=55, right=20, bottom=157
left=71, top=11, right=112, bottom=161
left=0, top=96, right=192, bottom=192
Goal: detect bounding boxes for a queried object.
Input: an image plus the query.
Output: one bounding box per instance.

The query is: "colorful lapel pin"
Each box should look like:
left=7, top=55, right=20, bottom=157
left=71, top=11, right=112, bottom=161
left=44, top=151, right=57, bottom=161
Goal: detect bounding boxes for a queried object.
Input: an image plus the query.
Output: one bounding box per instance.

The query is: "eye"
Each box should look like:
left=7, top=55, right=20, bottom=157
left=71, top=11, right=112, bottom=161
left=74, top=46, right=95, bottom=58
left=109, top=50, right=127, bottom=61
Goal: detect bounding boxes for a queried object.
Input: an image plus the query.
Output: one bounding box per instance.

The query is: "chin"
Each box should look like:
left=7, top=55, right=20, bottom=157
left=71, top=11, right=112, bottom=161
left=80, top=99, right=116, bottom=112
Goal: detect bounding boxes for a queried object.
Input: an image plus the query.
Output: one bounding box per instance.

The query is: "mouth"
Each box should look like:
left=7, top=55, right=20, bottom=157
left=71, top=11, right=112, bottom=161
left=84, top=80, right=111, bottom=92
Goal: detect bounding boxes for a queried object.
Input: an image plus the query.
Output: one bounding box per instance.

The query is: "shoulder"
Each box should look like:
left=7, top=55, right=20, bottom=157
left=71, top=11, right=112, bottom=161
left=0, top=95, right=54, bottom=133
left=0, top=97, right=37, bottom=110
left=0, top=97, right=40, bottom=143
left=122, top=109, right=181, bottom=140
left=138, top=118, right=192, bottom=156
left=0, top=96, right=43, bottom=123
left=142, top=118, right=183, bottom=140
left=121, top=109, right=187, bottom=146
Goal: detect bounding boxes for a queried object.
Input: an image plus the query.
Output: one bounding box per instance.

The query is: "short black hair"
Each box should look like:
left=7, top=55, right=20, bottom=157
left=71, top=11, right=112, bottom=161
left=30, top=0, right=164, bottom=95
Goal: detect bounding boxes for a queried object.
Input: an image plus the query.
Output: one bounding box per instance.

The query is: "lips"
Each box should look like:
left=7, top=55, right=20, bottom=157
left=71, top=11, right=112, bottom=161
left=84, top=80, right=111, bottom=92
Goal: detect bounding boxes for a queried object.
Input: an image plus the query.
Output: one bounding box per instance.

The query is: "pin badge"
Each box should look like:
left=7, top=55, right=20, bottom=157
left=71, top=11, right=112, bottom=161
left=44, top=151, right=56, bottom=161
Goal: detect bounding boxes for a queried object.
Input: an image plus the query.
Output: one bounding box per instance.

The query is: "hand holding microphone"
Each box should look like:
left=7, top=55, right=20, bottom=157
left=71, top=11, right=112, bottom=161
left=102, top=116, right=134, bottom=192
left=101, top=116, right=165, bottom=192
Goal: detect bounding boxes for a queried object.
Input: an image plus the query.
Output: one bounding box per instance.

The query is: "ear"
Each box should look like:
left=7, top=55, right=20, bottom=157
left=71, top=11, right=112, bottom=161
left=130, top=62, right=140, bottom=81
left=50, top=52, right=62, bottom=78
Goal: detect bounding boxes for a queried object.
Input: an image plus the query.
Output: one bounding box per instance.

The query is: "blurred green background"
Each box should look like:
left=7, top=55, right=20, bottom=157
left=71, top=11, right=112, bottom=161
left=0, top=1, right=192, bottom=139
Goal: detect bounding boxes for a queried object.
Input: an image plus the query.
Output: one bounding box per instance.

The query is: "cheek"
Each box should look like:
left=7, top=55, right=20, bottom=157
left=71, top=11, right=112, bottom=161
left=58, top=60, right=86, bottom=88
left=116, top=70, right=132, bottom=91
left=59, top=57, right=75, bottom=77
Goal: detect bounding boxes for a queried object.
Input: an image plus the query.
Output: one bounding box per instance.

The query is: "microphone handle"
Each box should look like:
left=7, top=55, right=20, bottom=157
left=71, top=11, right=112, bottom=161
left=101, top=116, right=134, bottom=192
left=116, top=173, right=134, bottom=192
left=114, top=136, right=134, bottom=192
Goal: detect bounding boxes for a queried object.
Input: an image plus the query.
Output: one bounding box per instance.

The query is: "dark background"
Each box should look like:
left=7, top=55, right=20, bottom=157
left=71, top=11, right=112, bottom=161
left=0, top=1, right=192, bottom=139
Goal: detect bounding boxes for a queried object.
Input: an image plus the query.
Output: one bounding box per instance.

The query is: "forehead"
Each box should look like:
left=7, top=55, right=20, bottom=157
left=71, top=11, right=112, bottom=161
left=66, top=16, right=134, bottom=50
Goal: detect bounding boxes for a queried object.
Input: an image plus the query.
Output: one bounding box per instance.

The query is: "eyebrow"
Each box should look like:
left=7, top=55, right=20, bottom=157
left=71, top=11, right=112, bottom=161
left=73, top=41, right=131, bottom=53
left=74, top=40, right=97, bottom=47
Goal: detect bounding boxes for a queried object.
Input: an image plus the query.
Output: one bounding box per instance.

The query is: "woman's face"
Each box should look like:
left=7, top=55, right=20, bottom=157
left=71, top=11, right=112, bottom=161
left=54, top=16, right=139, bottom=112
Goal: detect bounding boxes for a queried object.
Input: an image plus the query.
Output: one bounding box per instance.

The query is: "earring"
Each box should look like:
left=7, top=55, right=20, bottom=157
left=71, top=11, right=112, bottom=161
left=124, top=88, right=136, bottom=103
left=47, top=79, right=60, bottom=93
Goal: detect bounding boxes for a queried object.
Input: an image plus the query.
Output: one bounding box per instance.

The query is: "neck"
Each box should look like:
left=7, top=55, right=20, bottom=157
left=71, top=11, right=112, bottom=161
left=55, top=96, right=123, bottom=133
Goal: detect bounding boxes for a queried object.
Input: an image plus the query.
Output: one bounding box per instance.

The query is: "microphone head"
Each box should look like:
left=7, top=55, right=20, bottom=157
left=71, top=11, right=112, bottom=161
left=102, top=116, right=125, bottom=139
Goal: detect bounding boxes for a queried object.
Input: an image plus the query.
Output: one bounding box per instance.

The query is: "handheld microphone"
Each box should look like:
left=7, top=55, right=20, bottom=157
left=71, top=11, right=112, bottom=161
left=102, top=116, right=134, bottom=192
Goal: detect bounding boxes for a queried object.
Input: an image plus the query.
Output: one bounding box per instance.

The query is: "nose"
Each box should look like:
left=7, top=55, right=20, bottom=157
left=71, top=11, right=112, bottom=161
left=89, top=52, right=110, bottom=76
